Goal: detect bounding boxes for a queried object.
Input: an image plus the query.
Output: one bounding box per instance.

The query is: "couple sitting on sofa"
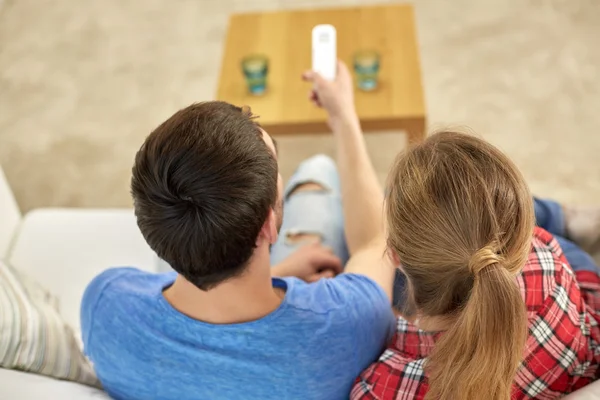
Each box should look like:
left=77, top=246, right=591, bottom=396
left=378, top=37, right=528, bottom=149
left=81, top=62, right=600, bottom=400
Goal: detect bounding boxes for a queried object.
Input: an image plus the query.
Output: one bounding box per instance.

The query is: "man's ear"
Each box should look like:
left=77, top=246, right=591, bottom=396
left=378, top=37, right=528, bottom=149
left=257, top=208, right=279, bottom=247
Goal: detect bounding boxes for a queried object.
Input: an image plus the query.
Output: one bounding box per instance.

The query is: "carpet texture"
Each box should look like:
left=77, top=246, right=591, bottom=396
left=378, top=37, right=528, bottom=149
left=0, top=0, right=599, bottom=213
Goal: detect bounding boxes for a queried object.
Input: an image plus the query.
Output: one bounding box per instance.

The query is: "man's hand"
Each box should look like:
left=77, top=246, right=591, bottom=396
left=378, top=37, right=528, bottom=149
left=272, top=242, right=343, bottom=282
left=302, top=61, right=358, bottom=129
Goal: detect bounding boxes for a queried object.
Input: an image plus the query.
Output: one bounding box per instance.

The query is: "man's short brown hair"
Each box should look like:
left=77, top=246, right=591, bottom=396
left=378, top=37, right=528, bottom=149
left=131, top=101, right=278, bottom=290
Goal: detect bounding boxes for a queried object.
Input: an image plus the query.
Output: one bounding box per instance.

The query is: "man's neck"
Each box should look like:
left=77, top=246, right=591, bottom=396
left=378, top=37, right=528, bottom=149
left=163, top=253, right=284, bottom=325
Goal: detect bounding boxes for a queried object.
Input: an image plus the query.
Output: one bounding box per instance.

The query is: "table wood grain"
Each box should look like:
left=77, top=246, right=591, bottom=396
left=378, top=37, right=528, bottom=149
left=217, top=4, right=426, bottom=142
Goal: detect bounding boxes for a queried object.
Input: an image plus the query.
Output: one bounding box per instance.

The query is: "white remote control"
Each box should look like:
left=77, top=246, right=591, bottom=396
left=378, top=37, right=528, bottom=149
left=312, top=24, right=337, bottom=81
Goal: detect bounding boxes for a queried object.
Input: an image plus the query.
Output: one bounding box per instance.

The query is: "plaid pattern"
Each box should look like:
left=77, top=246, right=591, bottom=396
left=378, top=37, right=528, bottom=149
left=351, top=227, right=600, bottom=399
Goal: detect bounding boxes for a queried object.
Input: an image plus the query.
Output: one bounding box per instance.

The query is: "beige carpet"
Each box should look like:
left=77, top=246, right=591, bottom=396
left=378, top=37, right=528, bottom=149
left=0, top=0, right=599, bottom=213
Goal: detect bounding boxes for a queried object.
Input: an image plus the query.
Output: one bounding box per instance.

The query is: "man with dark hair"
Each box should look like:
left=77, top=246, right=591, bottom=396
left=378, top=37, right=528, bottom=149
left=81, top=63, right=396, bottom=400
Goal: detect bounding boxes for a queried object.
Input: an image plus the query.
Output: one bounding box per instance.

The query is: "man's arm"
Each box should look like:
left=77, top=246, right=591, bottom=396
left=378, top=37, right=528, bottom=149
left=302, top=62, right=395, bottom=300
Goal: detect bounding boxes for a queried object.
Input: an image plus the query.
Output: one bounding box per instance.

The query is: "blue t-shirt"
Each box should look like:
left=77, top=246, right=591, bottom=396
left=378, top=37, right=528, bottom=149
left=81, top=268, right=395, bottom=400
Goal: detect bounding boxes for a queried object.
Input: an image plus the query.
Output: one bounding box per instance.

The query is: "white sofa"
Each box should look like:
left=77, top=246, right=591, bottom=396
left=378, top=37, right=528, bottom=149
left=0, top=167, right=157, bottom=399
left=1, top=166, right=599, bottom=400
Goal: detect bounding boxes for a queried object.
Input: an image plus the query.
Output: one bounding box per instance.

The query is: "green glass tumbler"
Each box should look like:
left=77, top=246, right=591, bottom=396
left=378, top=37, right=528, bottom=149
left=353, top=50, right=380, bottom=91
left=241, top=55, right=269, bottom=95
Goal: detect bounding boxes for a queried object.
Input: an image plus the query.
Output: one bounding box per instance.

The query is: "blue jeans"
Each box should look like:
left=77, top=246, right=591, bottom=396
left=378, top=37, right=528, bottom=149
left=534, top=198, right=599, bottom=273
left=270, top=155, right=350, bottom=265
left=270, top=155, right=407, bottom=306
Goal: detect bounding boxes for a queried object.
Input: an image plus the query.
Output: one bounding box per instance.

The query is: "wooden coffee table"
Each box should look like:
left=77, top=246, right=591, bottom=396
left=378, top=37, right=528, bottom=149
left=217, top=4, right=426, bottom=143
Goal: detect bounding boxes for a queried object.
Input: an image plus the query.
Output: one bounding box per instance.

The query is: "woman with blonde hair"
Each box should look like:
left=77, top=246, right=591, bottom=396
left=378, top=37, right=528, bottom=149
left=304, top=62, right=600, bottom=399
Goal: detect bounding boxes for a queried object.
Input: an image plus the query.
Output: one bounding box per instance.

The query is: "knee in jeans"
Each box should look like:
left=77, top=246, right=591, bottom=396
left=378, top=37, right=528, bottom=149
left=283, top=180, right=329, bottom=245
left=302, top=154, right=336, bottom=171
left=284, top=230, right=323, bottom=245
left=288, top=181, right=328, bottom=197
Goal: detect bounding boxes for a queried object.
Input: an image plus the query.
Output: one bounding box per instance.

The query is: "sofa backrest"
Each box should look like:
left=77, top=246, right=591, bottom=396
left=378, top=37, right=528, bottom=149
left=0, top=166, right=21, bottom=258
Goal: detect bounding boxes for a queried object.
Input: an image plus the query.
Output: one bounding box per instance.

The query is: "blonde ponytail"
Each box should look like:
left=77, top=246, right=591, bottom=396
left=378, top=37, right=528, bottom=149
left=425, top=248, right=527, bottom=400
left=386, top=131, right=534, bottom=400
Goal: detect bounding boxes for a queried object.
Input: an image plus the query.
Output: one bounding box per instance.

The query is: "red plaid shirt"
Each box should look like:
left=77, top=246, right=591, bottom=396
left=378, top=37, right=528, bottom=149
left=351, top=227, right=600, bottom=399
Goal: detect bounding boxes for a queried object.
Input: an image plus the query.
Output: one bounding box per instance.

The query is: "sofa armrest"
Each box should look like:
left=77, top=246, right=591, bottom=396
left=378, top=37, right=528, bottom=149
left=0, top=167, right=21, bottom=258
left=8, top=208, right=157, bottom=330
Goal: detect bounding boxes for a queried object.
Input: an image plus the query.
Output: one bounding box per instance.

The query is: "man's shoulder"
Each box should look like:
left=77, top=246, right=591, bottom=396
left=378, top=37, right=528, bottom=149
left=84, top=267, right=170, bottom=299
left=81, top=268, right=175, bottom=346
left=81, top=268, right=174, bottom=323
left=87, top=267, right=141, bottom=288
left=282, top=273, right=389, bottom=315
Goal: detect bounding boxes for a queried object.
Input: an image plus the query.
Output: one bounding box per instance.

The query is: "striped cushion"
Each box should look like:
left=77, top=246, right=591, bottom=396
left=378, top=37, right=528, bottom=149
left=0, top=260, right=99, bottom=387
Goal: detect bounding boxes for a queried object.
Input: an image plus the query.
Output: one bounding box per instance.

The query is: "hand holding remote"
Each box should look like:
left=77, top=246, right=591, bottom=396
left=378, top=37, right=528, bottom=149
left=302, top=61, right=358, bottom=129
